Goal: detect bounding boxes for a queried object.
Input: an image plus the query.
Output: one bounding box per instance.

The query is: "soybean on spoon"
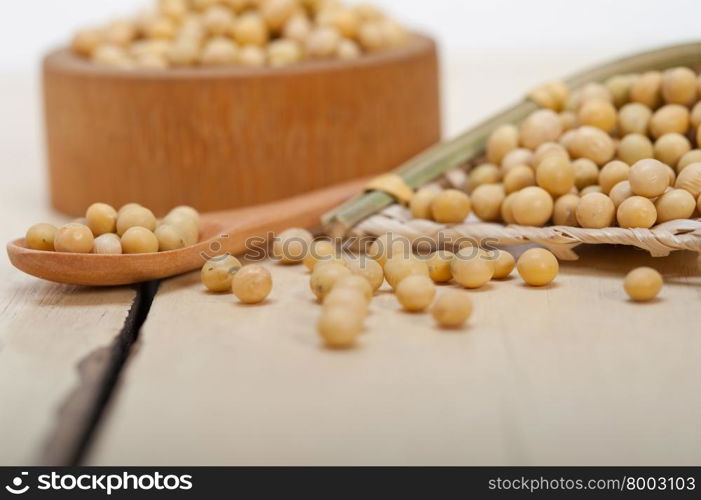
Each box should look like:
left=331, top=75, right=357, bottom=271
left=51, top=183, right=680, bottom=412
left=6, top=179, right=366, bottom=287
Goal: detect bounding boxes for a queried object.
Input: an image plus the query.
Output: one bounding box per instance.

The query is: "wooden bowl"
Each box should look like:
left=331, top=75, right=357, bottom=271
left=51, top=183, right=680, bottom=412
left=43, top=35, right=440, bottom=216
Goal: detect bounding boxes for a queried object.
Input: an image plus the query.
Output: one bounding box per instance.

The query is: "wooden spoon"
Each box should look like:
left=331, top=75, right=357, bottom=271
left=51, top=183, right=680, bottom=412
left=6, top=179, right=366, bottom=287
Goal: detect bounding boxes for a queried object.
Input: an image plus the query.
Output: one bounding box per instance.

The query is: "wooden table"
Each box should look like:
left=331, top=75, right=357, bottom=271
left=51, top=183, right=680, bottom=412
left=1, top=51, right=700, bottom=466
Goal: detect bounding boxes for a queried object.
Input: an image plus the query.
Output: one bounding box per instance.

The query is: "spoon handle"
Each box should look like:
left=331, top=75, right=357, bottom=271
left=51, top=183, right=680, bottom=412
left=202, top=178, right=368, bottom=257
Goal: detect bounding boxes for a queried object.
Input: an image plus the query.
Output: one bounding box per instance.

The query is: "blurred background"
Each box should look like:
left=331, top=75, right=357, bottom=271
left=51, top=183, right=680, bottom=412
left=2, top=0, right=700, bottom=132
left=2, top=0, right=701, bottom=71
left=0, top=0, right=700, bottom=215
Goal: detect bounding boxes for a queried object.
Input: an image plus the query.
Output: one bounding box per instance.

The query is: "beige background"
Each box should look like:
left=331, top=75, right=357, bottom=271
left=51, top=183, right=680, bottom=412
left=1, top=47, right=700, bottom=464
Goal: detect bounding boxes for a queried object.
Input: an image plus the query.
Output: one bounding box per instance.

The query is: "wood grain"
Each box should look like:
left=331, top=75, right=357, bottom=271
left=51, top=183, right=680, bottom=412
left=0, top=75, right=135, bottom=465
left=87, top=246, right=701, bottom=465
left=86, top=51, right=701, bottom=466
left=5, top=49, right=701, bottom=467
left=7, top=177, right=366, bottom=286
left=0, top=274, right=135, bottom=465
left=43, top=35, right=441, bottom=217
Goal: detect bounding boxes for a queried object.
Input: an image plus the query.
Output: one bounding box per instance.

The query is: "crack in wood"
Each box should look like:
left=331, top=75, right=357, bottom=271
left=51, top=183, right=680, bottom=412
left=37, top=280, right=160, bottom=465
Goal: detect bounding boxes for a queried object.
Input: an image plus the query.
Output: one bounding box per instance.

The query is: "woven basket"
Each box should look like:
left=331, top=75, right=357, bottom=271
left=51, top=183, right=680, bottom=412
left=351, top=174, right=701, bottom=261
left=333, top=42, right=701, bottom=260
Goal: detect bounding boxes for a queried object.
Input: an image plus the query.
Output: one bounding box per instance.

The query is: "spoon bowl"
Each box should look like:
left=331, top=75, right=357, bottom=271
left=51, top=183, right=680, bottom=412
left=7, top=179, right=366, bottom=286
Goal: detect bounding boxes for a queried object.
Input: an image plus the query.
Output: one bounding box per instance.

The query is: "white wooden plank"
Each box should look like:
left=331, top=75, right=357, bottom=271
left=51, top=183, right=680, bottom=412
left=88, top=247, right=700, bottom=465
left=0, top=74, right=136, bottom=465
left=89, top=51, right=701, bottom=465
